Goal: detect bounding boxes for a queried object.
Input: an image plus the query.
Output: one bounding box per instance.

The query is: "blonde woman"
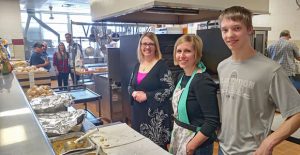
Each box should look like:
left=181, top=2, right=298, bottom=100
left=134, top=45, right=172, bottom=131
left=53, top=42, right=70, bottom=89
left=128, top=32, right=174, bottom=149
left=170, top=34, right=220, bottom=155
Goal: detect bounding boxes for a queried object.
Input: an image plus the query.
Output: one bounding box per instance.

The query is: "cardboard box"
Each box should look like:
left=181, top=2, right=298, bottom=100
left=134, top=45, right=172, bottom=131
left=14, top=71, right=51, bottom=89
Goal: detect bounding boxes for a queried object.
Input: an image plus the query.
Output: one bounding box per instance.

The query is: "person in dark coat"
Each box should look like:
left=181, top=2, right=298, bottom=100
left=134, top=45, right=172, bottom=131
left=128, top=32, right=175, bottom=150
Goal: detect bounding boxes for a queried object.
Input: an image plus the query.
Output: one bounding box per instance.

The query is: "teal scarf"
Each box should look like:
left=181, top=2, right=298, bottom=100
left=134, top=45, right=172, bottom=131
left=175, top=61, right=206, bottom=126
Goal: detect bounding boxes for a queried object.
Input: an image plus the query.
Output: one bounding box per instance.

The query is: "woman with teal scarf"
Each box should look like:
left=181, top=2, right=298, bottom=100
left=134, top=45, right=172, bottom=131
left=169, top=35, right=220, bottom=155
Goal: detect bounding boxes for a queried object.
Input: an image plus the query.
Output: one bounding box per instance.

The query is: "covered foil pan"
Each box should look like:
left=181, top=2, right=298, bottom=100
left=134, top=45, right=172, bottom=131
left=37, top=109, right=85, bottom=137
left=30, top=93, right=74, bottom=114
left=50, top=132, right=96, bottom=155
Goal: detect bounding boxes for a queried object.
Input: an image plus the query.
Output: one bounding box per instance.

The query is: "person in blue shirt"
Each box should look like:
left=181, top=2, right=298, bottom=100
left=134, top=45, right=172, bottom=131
left=29, top=42, right=50, bottom=71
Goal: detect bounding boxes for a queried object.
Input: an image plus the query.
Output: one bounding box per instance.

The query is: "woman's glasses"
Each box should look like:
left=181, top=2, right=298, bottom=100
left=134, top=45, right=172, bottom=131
left=141, top=42, right=155, bottom=47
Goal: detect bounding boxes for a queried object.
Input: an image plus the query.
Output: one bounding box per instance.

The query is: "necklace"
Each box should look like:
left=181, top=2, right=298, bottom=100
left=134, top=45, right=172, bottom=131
left=141, top=59, right=157, bottom=72
left=142, top=66, right=147, bottom=71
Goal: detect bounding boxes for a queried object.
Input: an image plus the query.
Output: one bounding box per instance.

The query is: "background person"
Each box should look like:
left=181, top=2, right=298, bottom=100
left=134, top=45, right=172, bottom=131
left=267, top=30, right=300, bottom=86
left=29, top=42, right=50, bottom=70
left=65, top=33, right=83, bottom=85
left=128, top=32, right=174, bottom=150
left=169, top=34, right=220, bottom=155
left=217, top=6, right=300, bottom=155
left=41, top=41, right=51, bottom=71
left=53, top=42, right=70, bottom=90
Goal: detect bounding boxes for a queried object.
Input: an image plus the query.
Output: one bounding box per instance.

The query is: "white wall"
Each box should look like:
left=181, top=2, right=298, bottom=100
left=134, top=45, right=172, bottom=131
left=0, top=0, right=24, bottom=59
left=253, top=0, right=300, bottom=46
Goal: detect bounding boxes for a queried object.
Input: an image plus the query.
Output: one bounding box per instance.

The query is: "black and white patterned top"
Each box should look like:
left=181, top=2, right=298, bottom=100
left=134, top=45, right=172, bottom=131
left=128, top=59, right=174, bottom=149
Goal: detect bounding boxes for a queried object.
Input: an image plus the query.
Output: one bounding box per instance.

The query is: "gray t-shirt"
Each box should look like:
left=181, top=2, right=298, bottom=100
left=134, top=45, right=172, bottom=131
left=217, top=52, right=300, bottom=155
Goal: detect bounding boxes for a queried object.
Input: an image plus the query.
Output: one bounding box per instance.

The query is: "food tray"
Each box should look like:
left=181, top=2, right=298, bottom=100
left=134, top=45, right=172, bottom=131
left=30, top=93, right=74, bottom=114
left=37, top=109, right=85, bottom=137
left=50, top=132, right=96, bottom=155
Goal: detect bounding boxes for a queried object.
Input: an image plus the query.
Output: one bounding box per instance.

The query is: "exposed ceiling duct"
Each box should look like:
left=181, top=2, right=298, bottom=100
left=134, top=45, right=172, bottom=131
left=90, top=0, right=270, bottom=24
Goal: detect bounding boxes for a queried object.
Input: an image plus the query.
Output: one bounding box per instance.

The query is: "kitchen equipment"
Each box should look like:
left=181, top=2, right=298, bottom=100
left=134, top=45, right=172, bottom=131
left=85, top=46, right=95, bottom=57
left=91, top=0, right=269, bottom=24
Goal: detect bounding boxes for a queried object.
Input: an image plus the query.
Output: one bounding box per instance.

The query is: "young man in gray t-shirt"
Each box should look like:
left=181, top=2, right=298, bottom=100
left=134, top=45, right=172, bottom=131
left=217, top=6, right=300, bottom=155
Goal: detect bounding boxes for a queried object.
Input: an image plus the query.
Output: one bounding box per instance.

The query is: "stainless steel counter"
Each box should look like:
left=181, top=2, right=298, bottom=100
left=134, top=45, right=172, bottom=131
left=0, top=74, right=55, bottom=155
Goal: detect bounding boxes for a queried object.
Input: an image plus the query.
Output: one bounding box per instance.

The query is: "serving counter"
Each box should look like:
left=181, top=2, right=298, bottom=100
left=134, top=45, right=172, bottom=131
left=0, top=74, right=55, bottom=155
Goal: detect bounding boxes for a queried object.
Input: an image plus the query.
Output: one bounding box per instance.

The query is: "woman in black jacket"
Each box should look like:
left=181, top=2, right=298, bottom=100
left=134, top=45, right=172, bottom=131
left=128, top=32, right=174, bottom=150
left=170, top=34, right=220, bottom=155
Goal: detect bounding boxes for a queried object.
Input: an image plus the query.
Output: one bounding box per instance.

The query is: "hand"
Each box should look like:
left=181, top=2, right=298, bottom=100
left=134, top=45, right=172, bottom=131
left=132, top=91, right=137, bottom=98
left=253, top=139, right=273, bottom=155
left=134, top=91, right=147, bottom=103
left=186, top=138, right=198, bottom=155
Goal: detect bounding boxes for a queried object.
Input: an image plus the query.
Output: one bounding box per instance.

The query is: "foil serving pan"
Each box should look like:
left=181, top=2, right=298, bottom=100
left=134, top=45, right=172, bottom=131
left=30, top=93, right=74, bottom=114
left=50, top=132, right=96, bottom=155
left=37, top=109, right=85, bottom=137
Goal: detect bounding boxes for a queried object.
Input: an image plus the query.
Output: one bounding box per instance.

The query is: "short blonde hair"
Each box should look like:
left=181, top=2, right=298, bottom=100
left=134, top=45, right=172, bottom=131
left=218, top=6, right=253, bottom=30
left=173, top=34, right=203, bottom=66
left=137, top=32, right=162, bottom=62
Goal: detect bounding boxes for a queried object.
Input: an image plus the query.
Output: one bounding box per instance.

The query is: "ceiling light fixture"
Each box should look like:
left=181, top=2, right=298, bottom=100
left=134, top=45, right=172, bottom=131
left=62, top=3, right=74, bottom=8
left=144, top=7, right=199, bottom=15
left=49, top=5, right=54, bottom=20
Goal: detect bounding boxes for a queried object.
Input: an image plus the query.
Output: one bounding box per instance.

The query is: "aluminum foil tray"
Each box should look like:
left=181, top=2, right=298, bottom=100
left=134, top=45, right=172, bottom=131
left=37, top=109, right=85, bottom=137
left=30, top=93, right=74, bottom=114
left=50, top=132, right=96, bottom=155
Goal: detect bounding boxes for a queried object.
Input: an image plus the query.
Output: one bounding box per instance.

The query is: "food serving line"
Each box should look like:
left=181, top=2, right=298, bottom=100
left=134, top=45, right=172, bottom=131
left=51, top=122, right=171, bottom=155
left=0, top=74, right=54, bottom=155
left=52, top=85, right=102, bottom=122
left=0, top=72, right=171, bottom=154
